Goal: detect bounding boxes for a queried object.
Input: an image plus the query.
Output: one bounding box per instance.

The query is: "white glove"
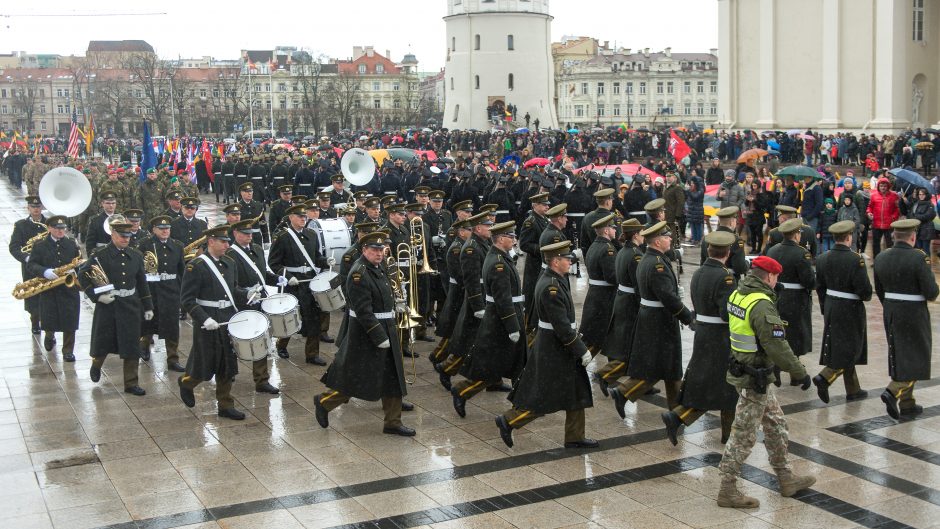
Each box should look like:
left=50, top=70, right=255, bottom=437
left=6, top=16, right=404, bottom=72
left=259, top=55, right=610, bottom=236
left=43, top=269, right=58, bottom=280
left=580, top=351, right=593, bottom=367
left=143, top=310, right=154, bottom=321
left=287, top=276, right=299, bottom=286
left=97, top=293, right=115, bottom=305
left=247, top=284, right=263, bottom=297
left=676, top=248, right=684, bottom=257
left=474, top=310, right=485, bottom=319
left=508, top=332, right=520, bottom=343
left=24, top=256, right=29, bottom=263
left=432, top=235, right=444, bottom=246
left=395, top=301, right=407, bottom=314
left=509, top=249, right=518, bottom=259
left=202, top=317, right=219, bottom=331
left=377, top=339, right=391, bottom=348
left=327, top=256, right=336, bottom=267
left=277, top=275, right=288, bottom=287
left=677, top=286, right=686, bottom=299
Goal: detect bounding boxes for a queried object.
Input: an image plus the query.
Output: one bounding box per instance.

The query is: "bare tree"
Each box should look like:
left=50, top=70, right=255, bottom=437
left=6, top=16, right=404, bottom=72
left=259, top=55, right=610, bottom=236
left=169, top=73, right=195, bottom=136
left=92, top=73, right=131, bottom=136
left=325, top=73, right=361, bottom=131
left=293, top=53, right=329, bottom=135
left=12, top=79, right=39, bottom=132
left=208, top=68, right=246, bottom=135
left=124, top=54, right=177, bottom=134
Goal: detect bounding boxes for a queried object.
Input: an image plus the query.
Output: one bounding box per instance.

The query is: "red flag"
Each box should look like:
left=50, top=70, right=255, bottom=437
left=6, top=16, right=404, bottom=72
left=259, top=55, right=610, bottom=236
left=668, top=129, right=691, bottom=163
left=202, top=140, right=214, bottom=181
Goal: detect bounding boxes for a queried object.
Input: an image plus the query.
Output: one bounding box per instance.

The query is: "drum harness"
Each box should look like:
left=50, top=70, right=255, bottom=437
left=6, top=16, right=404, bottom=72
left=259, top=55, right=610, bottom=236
left=230, top=245, right=266, bottom=287
left=196, top=254, right=236, bottom=311
left=284, top=229, right=322, bottom=277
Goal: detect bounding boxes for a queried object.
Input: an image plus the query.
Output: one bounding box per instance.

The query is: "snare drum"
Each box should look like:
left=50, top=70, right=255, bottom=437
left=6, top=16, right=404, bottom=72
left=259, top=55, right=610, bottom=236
left=309, top=271, right=346, bottom=311
left=261, top=293, right=302, bottom=338
left=227, top=310, right=272, bottom=361
left=308, top=218, right=352, bottom=263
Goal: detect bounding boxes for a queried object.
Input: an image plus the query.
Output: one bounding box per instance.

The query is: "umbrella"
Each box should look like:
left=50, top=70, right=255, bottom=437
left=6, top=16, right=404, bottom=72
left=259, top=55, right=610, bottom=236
left=703, top=128, right=715, bottom=134
left=567, top=128, right=580, bottom=134
left=767, top=149, right=781, bottom=156
left=387, top=148, right=418, bottom=162
left=332, top=147, right=345, bottom=158
left=369, top=149, right=390, bottom=166
left=359, top=135, right=369, bottom=141
left=317, top=144, right=332, bottom=151
left=889, top=168, right=933, bottom=190
left=767, top=139, right=780, bottom=150
left=500, top=154, right=521, bottom=166
left=414, top=150, right=438, bottom=161
left=799, top=133, right=815, bottom=140
left=523, top=157, right=550, bottom=168
left=915, top=141, right=934, bottom=150
left=636, top=127, right=650, bottom=132
left=515, top=127, right=529, bottom=133
left=777, top=165, right=823, bottom=179
left=737, top=148, right=769, bottom=163
left=925, top=128, right=940, bottom=134
left=597, top=142, right=612, bottom=149
left=421, top=127, right=433, bottom=133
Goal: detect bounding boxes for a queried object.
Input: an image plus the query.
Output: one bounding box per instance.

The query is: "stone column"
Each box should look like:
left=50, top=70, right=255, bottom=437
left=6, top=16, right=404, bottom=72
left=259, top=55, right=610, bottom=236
left=818, top=0, right=842, bottom=129
left=716, top=0, right=735, bottom=128
left=755, top=0, right=776, bottom=129
left=870, top=0, right=908, bottom=130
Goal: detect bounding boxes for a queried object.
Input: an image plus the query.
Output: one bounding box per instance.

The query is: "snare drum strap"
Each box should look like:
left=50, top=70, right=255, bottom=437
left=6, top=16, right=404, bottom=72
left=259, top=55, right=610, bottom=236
left=285, top=229, right=322, bottom=275
left=230, top=245, right=266, bottom=286
left=197, top=254, right=237, bottom=311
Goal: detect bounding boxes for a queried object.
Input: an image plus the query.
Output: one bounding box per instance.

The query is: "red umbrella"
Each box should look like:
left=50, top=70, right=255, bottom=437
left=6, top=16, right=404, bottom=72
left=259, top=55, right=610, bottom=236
left=414, top=150, right=437, bottom=161
left=574, top=163, right=663, bottom=181
left=523, top=157, right=550, bottom=168
left=333, top=147, right=345, bottom=158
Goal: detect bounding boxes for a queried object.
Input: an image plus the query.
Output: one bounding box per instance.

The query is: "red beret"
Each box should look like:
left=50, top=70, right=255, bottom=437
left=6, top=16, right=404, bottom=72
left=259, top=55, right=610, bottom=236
left=750, top=255, right=782, bottom=275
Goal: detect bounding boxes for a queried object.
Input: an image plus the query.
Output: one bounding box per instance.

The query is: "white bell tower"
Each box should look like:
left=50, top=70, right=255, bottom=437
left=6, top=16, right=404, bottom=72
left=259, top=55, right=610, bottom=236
left=443, top=0, right=559, bottom=130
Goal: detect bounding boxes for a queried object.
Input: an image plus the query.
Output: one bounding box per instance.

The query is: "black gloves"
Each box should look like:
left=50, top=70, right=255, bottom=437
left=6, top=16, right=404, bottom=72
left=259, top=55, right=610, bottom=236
left=799, top=374, right=812, bottom=390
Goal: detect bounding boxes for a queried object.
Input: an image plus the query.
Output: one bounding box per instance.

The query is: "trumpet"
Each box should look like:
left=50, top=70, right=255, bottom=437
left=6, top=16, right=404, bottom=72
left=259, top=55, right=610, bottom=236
left=410, top=216, right=438, bottom=275
left=12, top=256, right=84, bottom=300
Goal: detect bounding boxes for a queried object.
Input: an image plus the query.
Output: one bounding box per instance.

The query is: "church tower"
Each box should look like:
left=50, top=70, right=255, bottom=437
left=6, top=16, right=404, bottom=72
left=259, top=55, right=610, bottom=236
left=443, top=0, right=559, bottom=130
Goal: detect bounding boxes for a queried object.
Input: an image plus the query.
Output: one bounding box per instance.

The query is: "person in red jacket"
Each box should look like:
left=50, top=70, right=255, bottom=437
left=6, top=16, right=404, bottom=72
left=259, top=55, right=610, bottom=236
left=866, top=176, right=900, bottom=257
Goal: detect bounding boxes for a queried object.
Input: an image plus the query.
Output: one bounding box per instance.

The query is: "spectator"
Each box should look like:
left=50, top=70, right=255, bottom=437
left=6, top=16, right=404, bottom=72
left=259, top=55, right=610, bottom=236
left=866, top=176, right=900, bottom=257
left=685, top=175, right=705, bottom=244
left=818, top=198, right=839, bottom=252
left=908, top=187, right=937, bottom=253
left=800, top=174, right=825, bottom=237
left=855, top=181, right=872, bottom=253
left=718, top=169, right=745, bottom=209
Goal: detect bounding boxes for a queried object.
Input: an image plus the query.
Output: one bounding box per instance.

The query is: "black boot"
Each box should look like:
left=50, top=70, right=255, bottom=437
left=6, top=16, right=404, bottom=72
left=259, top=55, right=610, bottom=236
left=812, top=375, right=830, bottom=404
left=661, top=411, right=682, bottom=446
left=450, top=388, right=466, bottom=418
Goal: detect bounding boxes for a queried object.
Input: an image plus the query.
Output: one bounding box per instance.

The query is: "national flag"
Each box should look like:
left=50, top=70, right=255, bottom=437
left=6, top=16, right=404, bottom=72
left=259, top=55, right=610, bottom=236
left=85, top=114, right=95, bottom=155
left=186, top=142, right=196, bottom=183
left=667, top=129, right=692, bottom=163
left=140, top=121, right=157, bottom=182
left=67, top=110, right=81, bottom=158
left=202, top=140, right=213, bottom=181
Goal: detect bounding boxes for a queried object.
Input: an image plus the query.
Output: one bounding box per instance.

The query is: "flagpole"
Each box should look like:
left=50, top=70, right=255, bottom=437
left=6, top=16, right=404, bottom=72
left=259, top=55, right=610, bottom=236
left=248, top=66, right=255, bottom=141
left=268, top=62, right=275, bottom=138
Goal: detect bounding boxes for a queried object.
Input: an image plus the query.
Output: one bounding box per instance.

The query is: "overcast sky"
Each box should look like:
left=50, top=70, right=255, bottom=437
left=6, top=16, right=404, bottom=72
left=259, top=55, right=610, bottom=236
left=0, top=0, right=717, bottom=70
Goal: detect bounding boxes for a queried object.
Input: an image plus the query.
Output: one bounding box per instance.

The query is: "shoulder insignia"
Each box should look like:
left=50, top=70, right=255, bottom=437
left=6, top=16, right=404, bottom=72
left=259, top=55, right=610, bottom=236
left=724, top=275, right=734, bottom=285
left=185, top=263, right=195, bottom=273
left=858, top=258, right=865, bottom=268
left=634, top=254, right=642, bottom=262
left=803, top=252, right=812, bottom=260
left=343, top=254, right=352, bottom=262
left=351, top=272, right=362, bottom=283
left=495, top=263, right=505, bottom=272
left=523, top=219, right=532, bottom=228
left=465, top=247, right=474, bottom=255
left=654, top=263, right=666, bottom=272
left=548, top=286, right=558, bottom=296
left=451, top=248, right=460, bottom=255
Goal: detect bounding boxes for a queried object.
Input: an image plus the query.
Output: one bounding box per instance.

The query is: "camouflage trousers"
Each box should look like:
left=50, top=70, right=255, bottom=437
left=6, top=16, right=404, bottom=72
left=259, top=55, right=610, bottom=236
left=718, top=387, right=791, bottom=481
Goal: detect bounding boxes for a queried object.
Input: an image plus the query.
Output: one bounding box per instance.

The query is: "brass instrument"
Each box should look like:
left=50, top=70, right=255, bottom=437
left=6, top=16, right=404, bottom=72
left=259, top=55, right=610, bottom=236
left=143, top=251, right=159, bottom=275
left=20, top=224, right=49, bottom=254
left=183, top=235, right=207, bottom=262
left=409, top=216, right=438, bottom=275
left=388, top=243, right=421, bottom=385
left=83, top=259, right=112, bottom=290
left=12, top=256, right=84, bottom=300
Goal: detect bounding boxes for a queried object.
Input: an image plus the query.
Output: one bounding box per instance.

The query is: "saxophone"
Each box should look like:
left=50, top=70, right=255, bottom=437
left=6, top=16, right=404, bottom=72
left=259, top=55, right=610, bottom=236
left=12, top=256, right=84, bottom=300
left=20, top=230, right=48, bottom=254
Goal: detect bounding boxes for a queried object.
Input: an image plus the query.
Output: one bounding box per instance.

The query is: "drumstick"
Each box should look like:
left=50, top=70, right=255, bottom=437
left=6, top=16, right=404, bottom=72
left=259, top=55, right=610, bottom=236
left=211, top=318, right=250, bottom=328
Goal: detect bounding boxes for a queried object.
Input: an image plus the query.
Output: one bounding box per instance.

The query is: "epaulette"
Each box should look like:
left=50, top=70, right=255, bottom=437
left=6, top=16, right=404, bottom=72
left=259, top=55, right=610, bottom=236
left=219, top=254, right=235, bottom=265
left=127, top=246, right=143, bottom=257
left=724, top=272, right=734, bottom=285
left=803, top=251, right=812, bottom=260
left=607, top=243, right=615, bottom=256
left=523, top=219, right=533, bottom=228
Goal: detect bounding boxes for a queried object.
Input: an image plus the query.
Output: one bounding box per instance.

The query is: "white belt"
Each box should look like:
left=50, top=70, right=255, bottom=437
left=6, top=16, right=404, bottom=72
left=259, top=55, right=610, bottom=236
left=298, top=183, right=312, bottom=187
left=112, top=288, right=136, bottom=298
left=251, top=176, right=263, bottom=180
left=537, top=320, right=577, bottom=330
left=588, top=279, right=614, bottom=287
left=495, top=210, right=510, bottom=215
left=383, top=191, right=398, bottom=195
left=285, top=266, right=312, bottom=273
left=779, top=282, right=804, bottom=290
left=628, top=211, right=647, bottom=216
left=485, top=295, right=524, bottom=303
left=224, top=173, right=234, bottom=176
left=349, top=310, right=394, bottom=319
left=449, top=277, right=458, bottom=284
left=146, top=273, right=177, bottom=282
left=196, top=299, right=232, bottom=308
left=514, top=201, right=521, bottom=205
left=640, top=298, right=664, bottom=307
left=541, top=263, right=547, bottom=269
left=567, top=213, right=585, bottom=217
left=618, top=285, right=636, bottom=294
left=696, top=314, right=725, bottom=324
left=96, top=242, right=107, bottom=247
left=236, top=174, right=247, bottom=177
left=826, top=289, right=860, bottom=300
left=885, top=292, right=927, bottom=302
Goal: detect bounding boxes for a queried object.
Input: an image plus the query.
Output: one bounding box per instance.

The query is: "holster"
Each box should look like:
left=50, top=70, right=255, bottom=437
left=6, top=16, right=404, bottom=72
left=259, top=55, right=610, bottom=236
left=729, top=357, right=774, bottom=394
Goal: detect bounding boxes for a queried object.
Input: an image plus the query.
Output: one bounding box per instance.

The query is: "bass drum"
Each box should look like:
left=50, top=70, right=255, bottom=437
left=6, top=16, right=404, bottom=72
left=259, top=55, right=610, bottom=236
left=308, top=218, right=351, bottom=263
left=228, top=310, right=272, bottom=361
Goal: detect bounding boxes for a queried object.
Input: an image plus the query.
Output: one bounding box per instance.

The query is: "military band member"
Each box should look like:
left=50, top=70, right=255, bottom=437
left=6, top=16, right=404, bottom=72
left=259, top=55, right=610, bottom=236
left=123, top=209, right=145, bottom=248
left=424, top=190, right=453, bottom=322
left=28, top=215, right=81, bottom=361
left=86, top=219, right=154, bottom=396
left=233, top=154, right=249, bottom=192
left=329, top=174, right=353, bottom=206
left=611, top=221, right=693, bottom=417
left=137, top=216, right=186, bottom=371
left=717, top=256, right=814, bottom=509
left=164, top=191, right=183, bottom=219
left=451, top=221, right=526, bottom=417
left=766, top=218, right=815, bottom=384
left=170, top=197, right=208, bottom=246
left=579, top=188, right=616, bottom=249
left=340, top=207, right=357, bottom=238
left=763, top=205, right=818, bottom=257
left=316, top=231, right=415, bottom=436
left=221, top=156, right=236, bottom=203
left=85, top=191, right=119, bottom=254
left=303, top=199, right=321, bottom=227
left=9, top=195, right=47, bottom=334
left=579, top=214, right=618, bottom=357
left=519, top=192, right=551, bottom=322
left=228, top=219, right=286, bottom=394
left=812, top=220, right=873, bottom=403
left=339, top=222, right=380, bottom=297
left=595, top=219, right=644, bottom=395
left=379, top=195, right=398, bottom=222
left=363, top=196, right=383, bottom=225
left=661, top=230, right=738, bottom=446
left=178, top=225, right=256, bottom=420
left=405, top=202, right=434, bottom=342
left=875, top=219, right=939, bottom=419
left=317, top=191, right=337, bottom=219
left=268, top=205, right=331, bottom=364
left=540, top=203, right=569, bottom=248
left=237, top=183, right=265, bottom=245
left=431, top=219, right=472, bottom=377
left=352, top=190, right=369, bottom=223
left=269, top=185, right=293, bottom=230
left=434, top=212, right=492, bottom=383
left=495, top=241, right=597, bottom=449
left=701, top=206, right=748, bottom=279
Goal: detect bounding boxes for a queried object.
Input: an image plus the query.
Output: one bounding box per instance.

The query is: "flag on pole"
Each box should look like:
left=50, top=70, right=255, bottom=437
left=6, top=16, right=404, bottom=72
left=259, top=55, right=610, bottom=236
left=140, top=121, right=157, bottom=182
left=667, top=129, right=691, bottom=164
left=67, top=110, right=81, bottom=158
left=85, top=114, right=95, bottom=155
left=202, top=140, right=214, bottom=181
left=186, top=142, right=196, bottom=183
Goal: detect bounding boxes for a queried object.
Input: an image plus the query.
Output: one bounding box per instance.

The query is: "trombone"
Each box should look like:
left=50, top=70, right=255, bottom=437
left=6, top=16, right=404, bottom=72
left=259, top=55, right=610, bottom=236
left=387, top=243, right=421, bottom=384
left=409, top=216, right=438, bottom=275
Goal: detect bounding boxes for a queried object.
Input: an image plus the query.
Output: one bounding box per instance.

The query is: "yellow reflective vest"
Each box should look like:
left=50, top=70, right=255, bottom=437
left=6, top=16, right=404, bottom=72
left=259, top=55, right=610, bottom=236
left=727, top=290, right=772, bottom=353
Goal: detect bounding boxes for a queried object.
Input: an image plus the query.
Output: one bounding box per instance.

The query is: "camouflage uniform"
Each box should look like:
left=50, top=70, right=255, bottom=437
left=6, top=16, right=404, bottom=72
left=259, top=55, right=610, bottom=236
left=97, top=179, right=134, bottom=212
left=139, top=178, right=168, bottom=223
left=175, top=180, right=200, bottom=199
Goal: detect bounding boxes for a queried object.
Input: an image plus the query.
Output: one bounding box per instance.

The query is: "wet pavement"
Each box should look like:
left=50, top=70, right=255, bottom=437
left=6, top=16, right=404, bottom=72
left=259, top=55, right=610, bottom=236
left=1, top=180, right=939, bottom=529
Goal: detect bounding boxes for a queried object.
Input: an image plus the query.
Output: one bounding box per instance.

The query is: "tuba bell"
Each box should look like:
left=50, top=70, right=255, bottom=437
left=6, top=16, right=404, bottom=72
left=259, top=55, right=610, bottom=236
left=37, top=167, right=93, bottom=218
left=340, top=148, right=376, bottom=187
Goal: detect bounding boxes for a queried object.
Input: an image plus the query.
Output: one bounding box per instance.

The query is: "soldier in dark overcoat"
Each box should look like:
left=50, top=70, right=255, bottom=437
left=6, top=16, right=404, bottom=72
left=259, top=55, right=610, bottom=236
left=874, top=219, right=939, bottom=419
left=766, top=218, right=815, bottom=380
left=236, top=183, right=265, bottom=245
left=661, top=230, right=738, bottom=446
left=495, top=240, right=597, bottom=449
left=518, top=192, right=550, bottom=324
left=763, top=205, right=818, bottom=257
left=579, top=214, right=618, bottom=356
left=430, top=220, right=471, bottom=387
left=450, top=222, right=526, bottom=417
left=611, top=221, right=694, bottom=416
left=316, top=231, right=415, bottom=436
left=27, top=215, right=81, bottom=361
left=9, top=195, right=46, bottom=333
left=85, top=220, right=153, bottom=395
left=701, top=206, right=748, bottom=279
left=169, top=197, right=208, bottom=246
left=811, top=220, right=872, bottom=403
left=137, top=216, right=185, bottom=371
